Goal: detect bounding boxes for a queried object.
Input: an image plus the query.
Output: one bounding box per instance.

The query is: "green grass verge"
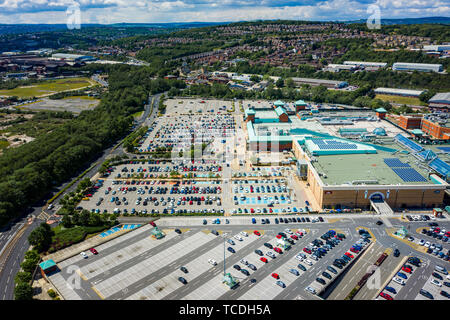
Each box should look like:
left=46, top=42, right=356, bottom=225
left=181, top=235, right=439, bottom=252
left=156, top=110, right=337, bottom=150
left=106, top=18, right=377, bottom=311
left=0, top=77, right=94, bottom=98
left=375, top=94, right=425, bottom=106
left=49, top=224, right=110, bottom=252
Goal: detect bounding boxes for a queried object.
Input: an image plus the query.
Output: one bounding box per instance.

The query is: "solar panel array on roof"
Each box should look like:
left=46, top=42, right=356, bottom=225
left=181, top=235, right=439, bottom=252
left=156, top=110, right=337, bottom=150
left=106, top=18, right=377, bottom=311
left=394, top=134, right=423, bottom=152
left=311, top=139, right=358, bottom=150
left=383, top=158, right=411, bottom=168
left=437, top=147, right=450, bottom=153
left=391, top=167, right=427, bottom=182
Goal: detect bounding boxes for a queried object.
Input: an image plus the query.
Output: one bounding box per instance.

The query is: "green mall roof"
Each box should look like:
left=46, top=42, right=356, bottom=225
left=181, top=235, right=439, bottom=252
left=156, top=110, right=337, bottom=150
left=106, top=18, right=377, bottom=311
left=275, top=106, right=287, bottom=117
left=295, top=100, right=307, bottom=106
left=245, top=108, right=256, bottom=116
left=274, top=100, right=285, bottom=106
left=375, top=108, right=387, bottom=113
left=39, top=259, right=56, bottom=270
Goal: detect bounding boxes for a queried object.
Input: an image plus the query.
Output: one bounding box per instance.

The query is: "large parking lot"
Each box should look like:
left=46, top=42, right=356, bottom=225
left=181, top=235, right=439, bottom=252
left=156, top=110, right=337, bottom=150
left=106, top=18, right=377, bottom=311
left=46, top=214, right=450, bottom=300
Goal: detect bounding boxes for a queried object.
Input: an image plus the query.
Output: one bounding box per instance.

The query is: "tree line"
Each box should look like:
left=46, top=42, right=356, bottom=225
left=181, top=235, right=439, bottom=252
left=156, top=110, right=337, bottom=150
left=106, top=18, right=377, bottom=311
left=0, top=65, right=180, bottom=227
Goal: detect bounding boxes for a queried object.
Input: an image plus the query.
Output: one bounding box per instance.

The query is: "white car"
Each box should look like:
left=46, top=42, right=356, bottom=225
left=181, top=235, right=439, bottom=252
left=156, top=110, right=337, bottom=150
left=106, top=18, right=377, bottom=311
left=266, top=251, right=276, bottom=259
left=208, top=259, right=217, bottom=266
left=419, top=239, right=425, bottom=246
left=392, top=277, right=405, bottom=285
left=240, top=259, right=249, bottom=265
left=284, top=229, right=293, bottom=234
left=304, top=259, right=313, bottom=266
left=305, top=286, right=316, bottom=295
left=424, top=241, right=431, bottom=248
left=430, top=279, right=442, bottom=287
left=234, top=235, right=243, bottom=241
left=240, top=231, right=248, bottom=237
left=295, top=255, right=304, bottom=262
left=80, top=252, right=88, bottom=259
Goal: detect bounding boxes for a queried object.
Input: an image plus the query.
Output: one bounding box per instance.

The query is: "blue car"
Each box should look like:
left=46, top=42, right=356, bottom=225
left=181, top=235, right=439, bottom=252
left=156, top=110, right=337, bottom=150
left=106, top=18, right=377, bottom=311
left=397, top=272, right=408, bottom=280
left=384, top=286, right=397, bottom=294
left=252, top=218, right=256, bottom=224
left=293, top=207, right=298, bottom=213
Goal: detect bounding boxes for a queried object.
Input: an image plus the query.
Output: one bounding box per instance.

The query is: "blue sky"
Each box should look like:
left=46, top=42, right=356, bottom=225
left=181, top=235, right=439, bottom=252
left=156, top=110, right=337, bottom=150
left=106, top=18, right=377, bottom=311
left=0, top=0, right=448, bottom=24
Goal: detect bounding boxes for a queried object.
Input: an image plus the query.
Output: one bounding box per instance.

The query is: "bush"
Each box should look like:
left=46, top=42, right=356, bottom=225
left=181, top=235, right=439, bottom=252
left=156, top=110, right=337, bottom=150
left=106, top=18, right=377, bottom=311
left=14, top=282, right=33, bottom=300
left=47, top=289, right=57, bottom=298
left=15, top=271, right=32, bottom=284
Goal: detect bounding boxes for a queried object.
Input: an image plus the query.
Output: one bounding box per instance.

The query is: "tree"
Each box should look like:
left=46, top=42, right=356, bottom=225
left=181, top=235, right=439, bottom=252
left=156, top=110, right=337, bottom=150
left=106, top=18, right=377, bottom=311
left=275, top=78, right=285, bottom=88
left=61, top=214, right=72, bottom=228
left=15, top=271, right=32, bottom=284
left=285, top=78, right=295, bottom=88
left=28, top=223, right=53, bottom=252
left=14, top=282, right=33, bottom=300
left=250, top=75, right=261, bottom=83
left=72, top=212, right=80, bottom=225
left=79, top=210, right=90, bottom=226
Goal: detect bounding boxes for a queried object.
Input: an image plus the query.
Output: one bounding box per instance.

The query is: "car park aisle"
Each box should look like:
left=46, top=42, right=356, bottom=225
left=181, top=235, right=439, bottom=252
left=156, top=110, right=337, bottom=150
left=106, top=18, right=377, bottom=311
left=125, top=232, right=261, bottom=300
left=92, top=231, right=216, bottom=299
left=78, top=231, right=180, bottom=281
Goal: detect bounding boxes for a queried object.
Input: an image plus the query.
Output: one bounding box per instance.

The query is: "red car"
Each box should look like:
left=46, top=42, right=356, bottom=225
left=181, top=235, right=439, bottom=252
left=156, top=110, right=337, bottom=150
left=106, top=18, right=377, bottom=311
left=303, top=248, right=312, bottom=254
left=402, top=266, right=412, bottom=273
left=260, top=257, right=268, bottom=263
left=350, top=248, right=358, bottom=253
left=274, top=247, right=283, bottom=254
left=379, top=292, right=393, bottom=300
left=290, top=235, right=298, bottom=240
left=269, top=208, right=273, bottom=213
left=271, top=273, right=280, bottom=279
left=89, top=248, right=98, bottom=255
left=250, top=208, right=255, bottom=213
left=149, top=221, right=156, bottom=227
left=345, top=252, right=354, bottom=259
left=276, top=235, right=283, bottom=239
left=254, top=230, right=261, bottom=236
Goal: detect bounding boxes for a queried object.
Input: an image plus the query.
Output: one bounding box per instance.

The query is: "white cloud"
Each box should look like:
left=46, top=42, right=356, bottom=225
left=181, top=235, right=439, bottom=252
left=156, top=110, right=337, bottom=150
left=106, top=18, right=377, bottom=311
left=0, top=0, right=448, bottom=23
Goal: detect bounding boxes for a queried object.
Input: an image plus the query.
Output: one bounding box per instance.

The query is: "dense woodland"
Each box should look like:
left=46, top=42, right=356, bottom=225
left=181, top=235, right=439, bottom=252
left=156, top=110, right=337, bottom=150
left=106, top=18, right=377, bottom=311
left=0, top=65, right=182, bottom=227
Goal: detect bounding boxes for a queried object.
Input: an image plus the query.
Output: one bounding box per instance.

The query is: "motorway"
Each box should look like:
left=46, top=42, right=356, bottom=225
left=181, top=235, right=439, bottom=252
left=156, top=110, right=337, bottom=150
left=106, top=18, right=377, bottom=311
left=0, top=92, right=160, bottom=300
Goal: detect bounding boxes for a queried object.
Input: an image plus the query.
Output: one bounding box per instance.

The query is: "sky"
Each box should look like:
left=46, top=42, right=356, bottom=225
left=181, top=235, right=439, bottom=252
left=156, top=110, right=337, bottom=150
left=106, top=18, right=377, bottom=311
left=0, top=0, right=448, bottom=24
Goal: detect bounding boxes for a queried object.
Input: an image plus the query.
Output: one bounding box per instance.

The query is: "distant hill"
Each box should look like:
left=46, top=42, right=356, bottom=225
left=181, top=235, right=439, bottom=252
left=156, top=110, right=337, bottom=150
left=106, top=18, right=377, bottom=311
left=0, top=22, right=230, bottom=35
left=346, top=16, right=450, bottom=25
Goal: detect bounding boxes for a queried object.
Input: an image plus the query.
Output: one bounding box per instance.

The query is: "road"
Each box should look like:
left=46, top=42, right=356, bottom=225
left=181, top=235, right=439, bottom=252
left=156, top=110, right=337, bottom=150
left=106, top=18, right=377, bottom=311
left=0, top=92, right=160, bottom=300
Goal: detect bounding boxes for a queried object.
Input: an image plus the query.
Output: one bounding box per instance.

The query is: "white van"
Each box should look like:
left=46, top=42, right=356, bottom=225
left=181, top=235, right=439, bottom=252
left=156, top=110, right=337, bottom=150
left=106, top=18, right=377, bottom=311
left=435, top=265, right=448, bottom=275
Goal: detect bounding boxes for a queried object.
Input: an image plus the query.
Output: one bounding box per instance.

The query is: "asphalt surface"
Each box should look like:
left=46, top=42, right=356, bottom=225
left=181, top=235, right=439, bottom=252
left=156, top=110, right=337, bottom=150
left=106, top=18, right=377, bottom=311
left=46, top=215, right=449, bottom=300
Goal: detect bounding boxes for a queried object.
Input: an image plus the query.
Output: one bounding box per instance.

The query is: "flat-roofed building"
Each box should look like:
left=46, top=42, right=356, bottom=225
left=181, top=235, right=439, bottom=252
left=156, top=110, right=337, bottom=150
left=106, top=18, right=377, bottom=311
left=374, top=87, right=425, bottom=97
left=421, top=115, right=450, bottom=140
left=323, top=64, right=356, bottom=73
left=291, top=77, right=348, bottom=89
left=398, top=114, right=422, bottom=130
left=393, top=62, right=443, bottom=73
left=344, top=61, right=387, bottom=69
left=422, top=45, right=450, bottom=52
left=428, top=92, right=450, bottom=112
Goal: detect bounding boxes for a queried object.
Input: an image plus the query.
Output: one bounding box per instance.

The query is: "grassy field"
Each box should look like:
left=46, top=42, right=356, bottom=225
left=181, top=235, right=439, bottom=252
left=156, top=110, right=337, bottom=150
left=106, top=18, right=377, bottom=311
left=132, top=111, right=144, bottom=118
left=375, top=94, right=425, bottom=106
left=0, top=139, right=9, bottom=150
left=0, top=77, right=95, bottom=98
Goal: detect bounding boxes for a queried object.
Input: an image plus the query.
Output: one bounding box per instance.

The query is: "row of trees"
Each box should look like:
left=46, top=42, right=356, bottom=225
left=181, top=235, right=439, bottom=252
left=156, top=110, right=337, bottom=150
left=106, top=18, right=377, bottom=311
left=0, top=65, right=179, bottom=227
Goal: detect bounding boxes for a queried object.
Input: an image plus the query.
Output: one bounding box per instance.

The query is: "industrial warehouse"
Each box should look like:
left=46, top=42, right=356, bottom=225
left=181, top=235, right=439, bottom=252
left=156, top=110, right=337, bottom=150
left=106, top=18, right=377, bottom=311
left=244, top=101, right=449, bottom=213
